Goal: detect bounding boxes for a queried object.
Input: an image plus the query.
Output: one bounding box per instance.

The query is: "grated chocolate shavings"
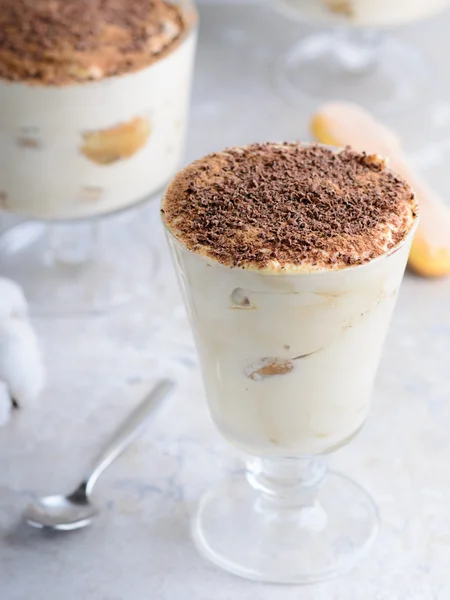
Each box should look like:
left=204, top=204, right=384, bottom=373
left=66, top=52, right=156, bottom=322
left=162, top=143, right=418, bottom=271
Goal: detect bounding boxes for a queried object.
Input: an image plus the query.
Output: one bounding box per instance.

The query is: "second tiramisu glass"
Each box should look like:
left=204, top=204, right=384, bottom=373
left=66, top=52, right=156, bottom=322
left=162, top=143, right=418, bottom=583
left=0, top=0, right=197, bottom=314
left=271, top=0, right=450, bottom=113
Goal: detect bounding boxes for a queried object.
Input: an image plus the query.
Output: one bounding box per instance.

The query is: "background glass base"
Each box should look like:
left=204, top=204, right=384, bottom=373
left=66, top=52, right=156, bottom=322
left=276, top=31, right=427, bottom=115
left=192, top=471, right=379, bottom=584
left=0, top=208, right=157, bottom=316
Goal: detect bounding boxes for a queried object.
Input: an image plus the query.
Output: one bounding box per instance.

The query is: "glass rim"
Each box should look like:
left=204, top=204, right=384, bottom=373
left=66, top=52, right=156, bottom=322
left=163, top=217, right=418, bottom=277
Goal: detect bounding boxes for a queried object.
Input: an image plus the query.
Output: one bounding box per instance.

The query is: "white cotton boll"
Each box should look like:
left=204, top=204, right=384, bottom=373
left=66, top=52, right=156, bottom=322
left=0, top=318, right=45, bottom=407
left=0, top=380, right=12, bottom=426
left=0, top=276, right=46, bottom=418
left=0, top=277, right=28, bottom=320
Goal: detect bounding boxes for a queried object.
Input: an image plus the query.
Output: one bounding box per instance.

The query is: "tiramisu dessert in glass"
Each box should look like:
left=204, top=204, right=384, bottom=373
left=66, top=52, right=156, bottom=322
left=272, top=0, right=450, bottom=112
left=162, top=143, right=418, bottom=582
left=0, top=0, right=197, bottom=313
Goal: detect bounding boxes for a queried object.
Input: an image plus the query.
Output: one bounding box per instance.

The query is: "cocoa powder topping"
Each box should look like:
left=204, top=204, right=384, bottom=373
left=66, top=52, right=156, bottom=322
left=162, top=143, right=418, bottom=271
left=0, top=0, right=196, bottom=85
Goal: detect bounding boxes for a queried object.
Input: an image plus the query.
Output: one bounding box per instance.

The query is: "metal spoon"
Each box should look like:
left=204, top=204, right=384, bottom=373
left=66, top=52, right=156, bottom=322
left=24, top=379, right=175, bottom=531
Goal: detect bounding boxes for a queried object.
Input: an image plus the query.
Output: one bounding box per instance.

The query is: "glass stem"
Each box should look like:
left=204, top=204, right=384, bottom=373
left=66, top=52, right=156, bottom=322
left=246, top=456, right=327, bottom=509
left=331, top=27, right=383, bottom=75
left=49, top=221, right=98, bottom=267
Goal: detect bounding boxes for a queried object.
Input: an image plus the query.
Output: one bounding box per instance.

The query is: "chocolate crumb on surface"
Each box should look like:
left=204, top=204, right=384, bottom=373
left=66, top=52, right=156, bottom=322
left=0, top=0, right=196, bottom=86
left=162, top=143, right=418, bottom=272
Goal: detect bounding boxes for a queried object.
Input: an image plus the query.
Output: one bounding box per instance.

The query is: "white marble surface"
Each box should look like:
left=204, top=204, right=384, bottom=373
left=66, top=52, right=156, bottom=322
left=2, top=3, right=450, bottom=598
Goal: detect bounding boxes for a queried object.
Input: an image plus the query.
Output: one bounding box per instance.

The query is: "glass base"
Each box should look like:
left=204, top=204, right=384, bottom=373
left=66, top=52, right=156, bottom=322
left=0, top=209, right=157, bottom=316
left=192, top=470, right=379, bottom=584
left=276, top=31, right=427, bottom=115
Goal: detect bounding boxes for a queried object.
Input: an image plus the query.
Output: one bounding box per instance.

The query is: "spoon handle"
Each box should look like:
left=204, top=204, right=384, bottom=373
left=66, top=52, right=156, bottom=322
left=84, top=379, right=175, bottom=495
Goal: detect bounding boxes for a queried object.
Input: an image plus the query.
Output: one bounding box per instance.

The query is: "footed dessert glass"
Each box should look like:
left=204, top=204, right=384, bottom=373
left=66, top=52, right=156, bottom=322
left=271, top=0, right=449, bottom=114
left=166, top=220, right=416, bottom=583
left=0, top=0, right=197, bottom=315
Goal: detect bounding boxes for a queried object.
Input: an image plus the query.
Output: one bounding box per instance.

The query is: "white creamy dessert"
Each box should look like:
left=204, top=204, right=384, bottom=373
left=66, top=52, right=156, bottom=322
left=0, top=0, right=197, bottom=220
left=276, top=0, right=450, bottom=26
left=162, top=144, right=418, bottom=456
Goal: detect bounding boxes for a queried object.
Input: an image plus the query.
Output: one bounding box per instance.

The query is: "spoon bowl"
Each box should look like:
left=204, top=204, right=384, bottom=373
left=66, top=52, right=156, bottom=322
left=24, top=379, right=174, bottom=531
left=25, top=494, right=97, bottom=531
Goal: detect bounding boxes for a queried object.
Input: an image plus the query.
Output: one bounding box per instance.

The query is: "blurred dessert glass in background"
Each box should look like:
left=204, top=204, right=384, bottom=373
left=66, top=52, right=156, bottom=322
left=272, top=0, right=450, bottom=114
left=0, top=0, right=197, bottom=314
left=277, top=0, right=450, bottom=26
